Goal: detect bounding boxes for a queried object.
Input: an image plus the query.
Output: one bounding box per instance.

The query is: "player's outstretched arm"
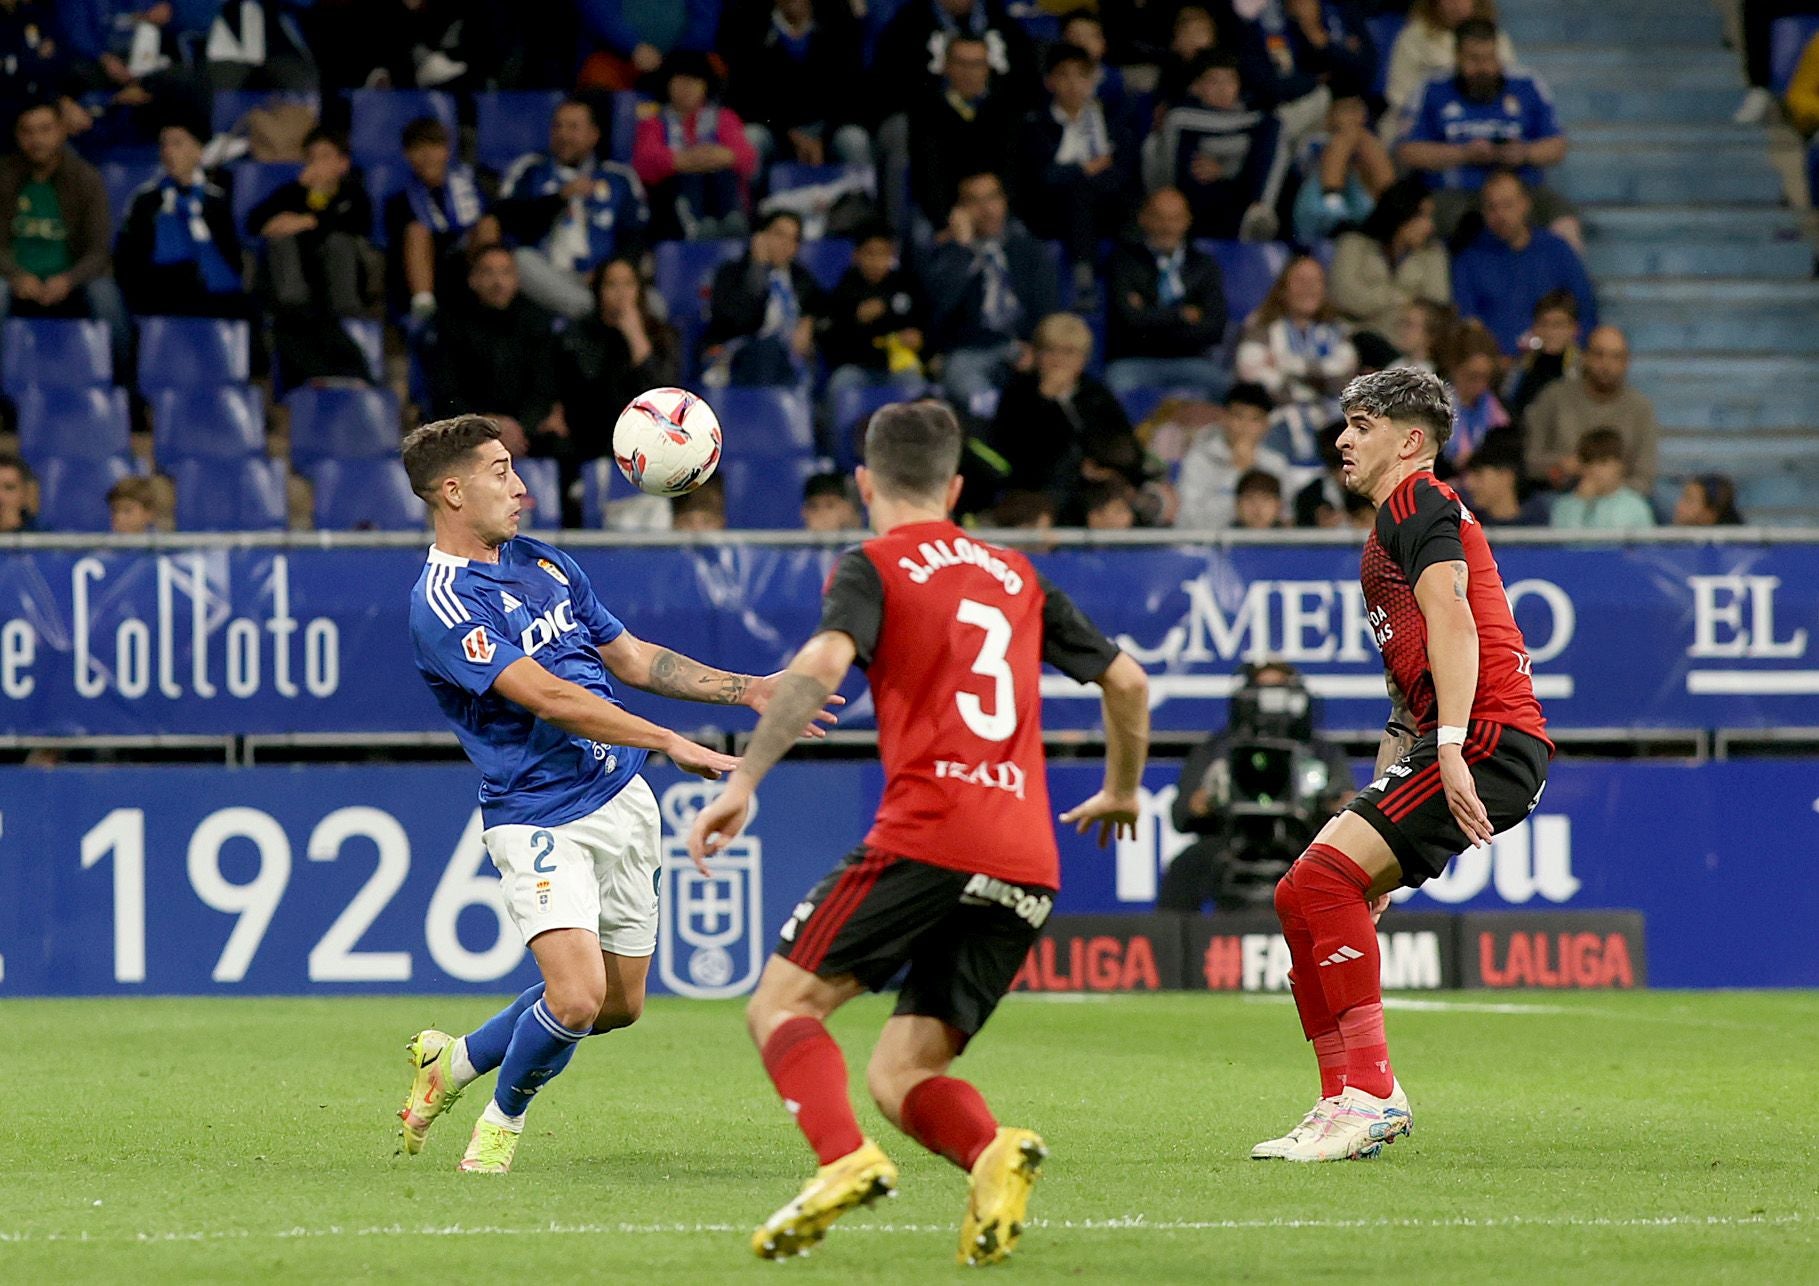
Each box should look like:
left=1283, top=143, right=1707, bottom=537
left=491, top=656, right=740, bottom=780
left=686, top=630, right=856, bottom=869
left=1413, top=559, right=1493, bottom=847
left=1058, top=652, right=1150, bottom=848
left=597, top=630, right=843, bottom=735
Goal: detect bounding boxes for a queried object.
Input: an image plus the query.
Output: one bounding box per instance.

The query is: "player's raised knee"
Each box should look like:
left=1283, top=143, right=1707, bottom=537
left=543, top=982, right=606, bottom=1033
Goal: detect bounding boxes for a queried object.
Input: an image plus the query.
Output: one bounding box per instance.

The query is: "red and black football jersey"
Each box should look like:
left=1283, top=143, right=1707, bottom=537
left=1362, top=472, right=1551, bottom=747
left=816, top=520, right=1120, bottom=888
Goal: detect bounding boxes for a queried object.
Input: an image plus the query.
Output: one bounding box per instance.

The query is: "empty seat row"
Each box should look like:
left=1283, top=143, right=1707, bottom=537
left=1, top=315, right=382, bottom=398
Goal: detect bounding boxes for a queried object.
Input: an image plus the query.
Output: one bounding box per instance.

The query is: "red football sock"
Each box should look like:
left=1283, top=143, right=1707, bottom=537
left=900, top=1075, right=999, bottom=1172
left=1293, top=845, right=1395, bottom=1099
left=1273, top=870, right=1346, bottom=1097
left=1313, top=1030, right=1348, bottom=1098
left=760, top=1017, right=865, bottom=1166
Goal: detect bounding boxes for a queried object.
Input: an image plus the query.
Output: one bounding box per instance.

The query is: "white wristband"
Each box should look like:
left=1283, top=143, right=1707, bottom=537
left=1437, top=725, right=1468, bottom=747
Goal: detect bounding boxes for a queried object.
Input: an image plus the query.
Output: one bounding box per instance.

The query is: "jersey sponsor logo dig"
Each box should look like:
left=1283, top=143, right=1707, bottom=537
left=519, top=599, right=579, bottom=656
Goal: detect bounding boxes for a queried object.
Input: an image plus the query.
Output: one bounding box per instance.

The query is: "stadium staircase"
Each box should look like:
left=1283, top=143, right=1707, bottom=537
left=1510, top=0, right=1819, bottom=524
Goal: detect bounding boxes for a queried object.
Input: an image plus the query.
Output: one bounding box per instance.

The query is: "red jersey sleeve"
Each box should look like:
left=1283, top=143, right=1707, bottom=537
left=1382, top=474, right=1467, bottom=588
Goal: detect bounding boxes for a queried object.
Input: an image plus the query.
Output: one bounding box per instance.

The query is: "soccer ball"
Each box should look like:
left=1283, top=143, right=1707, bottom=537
left=612, top=387, right=723, bottom=497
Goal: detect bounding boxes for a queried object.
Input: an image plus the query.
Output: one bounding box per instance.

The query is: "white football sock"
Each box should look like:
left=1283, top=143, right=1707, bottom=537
left=481, top=1100, right=526, bottom=1133
left=450, top=1036, right=479, bottom=1089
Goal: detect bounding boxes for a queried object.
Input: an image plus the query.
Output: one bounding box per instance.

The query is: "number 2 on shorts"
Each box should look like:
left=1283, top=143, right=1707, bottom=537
left=530, top=829, right=556, bottom=873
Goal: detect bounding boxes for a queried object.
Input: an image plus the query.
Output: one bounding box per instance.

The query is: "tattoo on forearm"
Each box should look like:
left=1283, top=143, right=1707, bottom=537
left=740, top=672, right=831, bottom=784
left=647, top=648, right=750, bottom=705
left=1452, top=564, right=1469, bottom=602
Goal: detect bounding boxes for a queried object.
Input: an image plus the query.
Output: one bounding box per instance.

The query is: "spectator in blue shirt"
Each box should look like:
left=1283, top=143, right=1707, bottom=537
left=496, top=98, right=648, bottom=320
left=1450, top=169, right=1595, bottom=357
left=1397, top=18, right=1579, bottom=249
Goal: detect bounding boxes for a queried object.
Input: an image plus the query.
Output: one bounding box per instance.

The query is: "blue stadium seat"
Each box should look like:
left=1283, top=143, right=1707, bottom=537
left=285, top=386, right=401, bottom=471
left=349, top=89, right=458, bottom=167
left=514, top=456, right=561, bottom=530
left=1364, top=14, right=1406, bottom=96
left=310, top=459, right=424, bottom=531
left=475, top=90, right=565, bottom=172
left=101, top=161, right=157, bottom=231
left=608, top=91, right=638, bottom=164
left=232, top=161, right=302, bottom=239
left=136, top=317, right=252, bottom=391
left=829, top=378, right=926, bottom=470
left=719, top=454, right=819, bottom=529
left=1196, top=239, right=1292, bottom=325
left=652, top=238, right=744, bottom=376
left=152, top=385, right=266, bottom=463
left=798, top=238, right=855, bottom=291
left=711, top=387, right=815, bottom=457
left=36, top=456, right=134, bottom=532
left=211, top=89, right=320, bottom=137
left=1, top=318, right=111, bottom=394
left=1771, top=17, right=1819, bottom=94
left=172, top=457, right=289, bottom=532
left=16, top=387, right=131, bottom=467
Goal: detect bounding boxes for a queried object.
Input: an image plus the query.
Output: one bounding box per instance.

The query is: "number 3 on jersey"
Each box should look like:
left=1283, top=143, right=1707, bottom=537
left=955, top=598, right=1016, bottom=742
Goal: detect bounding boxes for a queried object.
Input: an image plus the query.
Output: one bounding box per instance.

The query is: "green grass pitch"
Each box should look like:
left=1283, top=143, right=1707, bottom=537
left=2, top=991, right=1814, bottom=1283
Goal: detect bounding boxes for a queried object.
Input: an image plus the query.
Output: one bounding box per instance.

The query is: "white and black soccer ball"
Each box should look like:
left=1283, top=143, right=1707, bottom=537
left=612, top=387, right=723, bottom=497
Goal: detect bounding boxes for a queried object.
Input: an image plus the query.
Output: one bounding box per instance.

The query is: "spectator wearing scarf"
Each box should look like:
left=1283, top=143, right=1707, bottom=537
left=498, top=97, right=649, bottom=319
left=117, top=120, right=248, bottom=317
left=384, top=116, right=500, bottom=323
left=631, top=50, right=757, bottom=240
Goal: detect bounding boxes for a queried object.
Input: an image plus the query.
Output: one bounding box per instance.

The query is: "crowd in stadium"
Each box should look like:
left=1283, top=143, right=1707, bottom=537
left=0, top=0, right=1807, bottom=537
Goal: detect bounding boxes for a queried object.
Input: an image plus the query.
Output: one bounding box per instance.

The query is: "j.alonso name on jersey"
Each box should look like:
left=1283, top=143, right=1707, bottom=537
left=896, top=538, right=1025, bottom=595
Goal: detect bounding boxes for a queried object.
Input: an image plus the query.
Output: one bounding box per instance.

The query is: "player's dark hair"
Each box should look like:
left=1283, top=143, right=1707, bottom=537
left=1340, top=367, right=1456, bottom=460
left=1044, top=42, right=1095, bottom=78
left=864, top=400, right=963, bottom=501
left=401, top=116, right=450, bottom=149
left=1455, top=17, right=1500, bottom=46
left=401, top=415, right=503, bottom=502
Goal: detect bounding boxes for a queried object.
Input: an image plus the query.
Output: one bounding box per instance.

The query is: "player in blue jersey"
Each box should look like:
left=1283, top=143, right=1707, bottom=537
left=394, top=414, right=839, bottom=1174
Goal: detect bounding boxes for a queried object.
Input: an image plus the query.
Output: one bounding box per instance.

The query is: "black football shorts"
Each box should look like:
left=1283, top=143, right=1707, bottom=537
left=776, top=845, right=1053, bottom=1042
left=1345, top=720, right=1551, bottom=886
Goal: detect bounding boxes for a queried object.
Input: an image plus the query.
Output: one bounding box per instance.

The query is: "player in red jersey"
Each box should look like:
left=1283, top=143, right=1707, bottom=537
left=688, top=401, right=1150, bottom=1265
left=1254, top=367, right=1553, bottom=1163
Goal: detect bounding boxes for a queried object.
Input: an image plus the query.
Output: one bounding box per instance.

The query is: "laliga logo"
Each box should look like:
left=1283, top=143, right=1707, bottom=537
left=658, top=780, right=764, bottom=999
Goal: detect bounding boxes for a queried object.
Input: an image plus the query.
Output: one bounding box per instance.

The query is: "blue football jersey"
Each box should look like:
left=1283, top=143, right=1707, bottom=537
left=410, top=536, right=648, bottom=827
left=1403, top=70, right=1561, bottom=191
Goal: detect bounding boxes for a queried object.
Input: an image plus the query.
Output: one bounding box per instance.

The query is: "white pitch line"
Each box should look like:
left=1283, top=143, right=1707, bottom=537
left=0, top=1213, right=1803, bottom=1246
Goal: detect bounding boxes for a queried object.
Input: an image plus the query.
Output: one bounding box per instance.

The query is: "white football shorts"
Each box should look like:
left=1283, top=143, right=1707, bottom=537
left=482, top=775, right=662, bottom=957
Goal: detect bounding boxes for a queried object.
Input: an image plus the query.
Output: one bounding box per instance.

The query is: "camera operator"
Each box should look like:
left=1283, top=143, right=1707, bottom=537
left=1159, top=659, right=1356, bottom=914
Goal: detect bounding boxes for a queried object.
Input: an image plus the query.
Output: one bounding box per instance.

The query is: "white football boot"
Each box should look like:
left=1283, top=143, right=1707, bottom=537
left=1250, top=1098, right=1339, bottom=1160
left=1280, top=1080, right=1412, bottom=1162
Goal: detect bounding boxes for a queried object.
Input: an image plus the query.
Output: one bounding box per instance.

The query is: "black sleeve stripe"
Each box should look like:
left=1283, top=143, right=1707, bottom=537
left=1035, top=572, right=1123, bottom=685
left=815, top=548, right=885, bottom=667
